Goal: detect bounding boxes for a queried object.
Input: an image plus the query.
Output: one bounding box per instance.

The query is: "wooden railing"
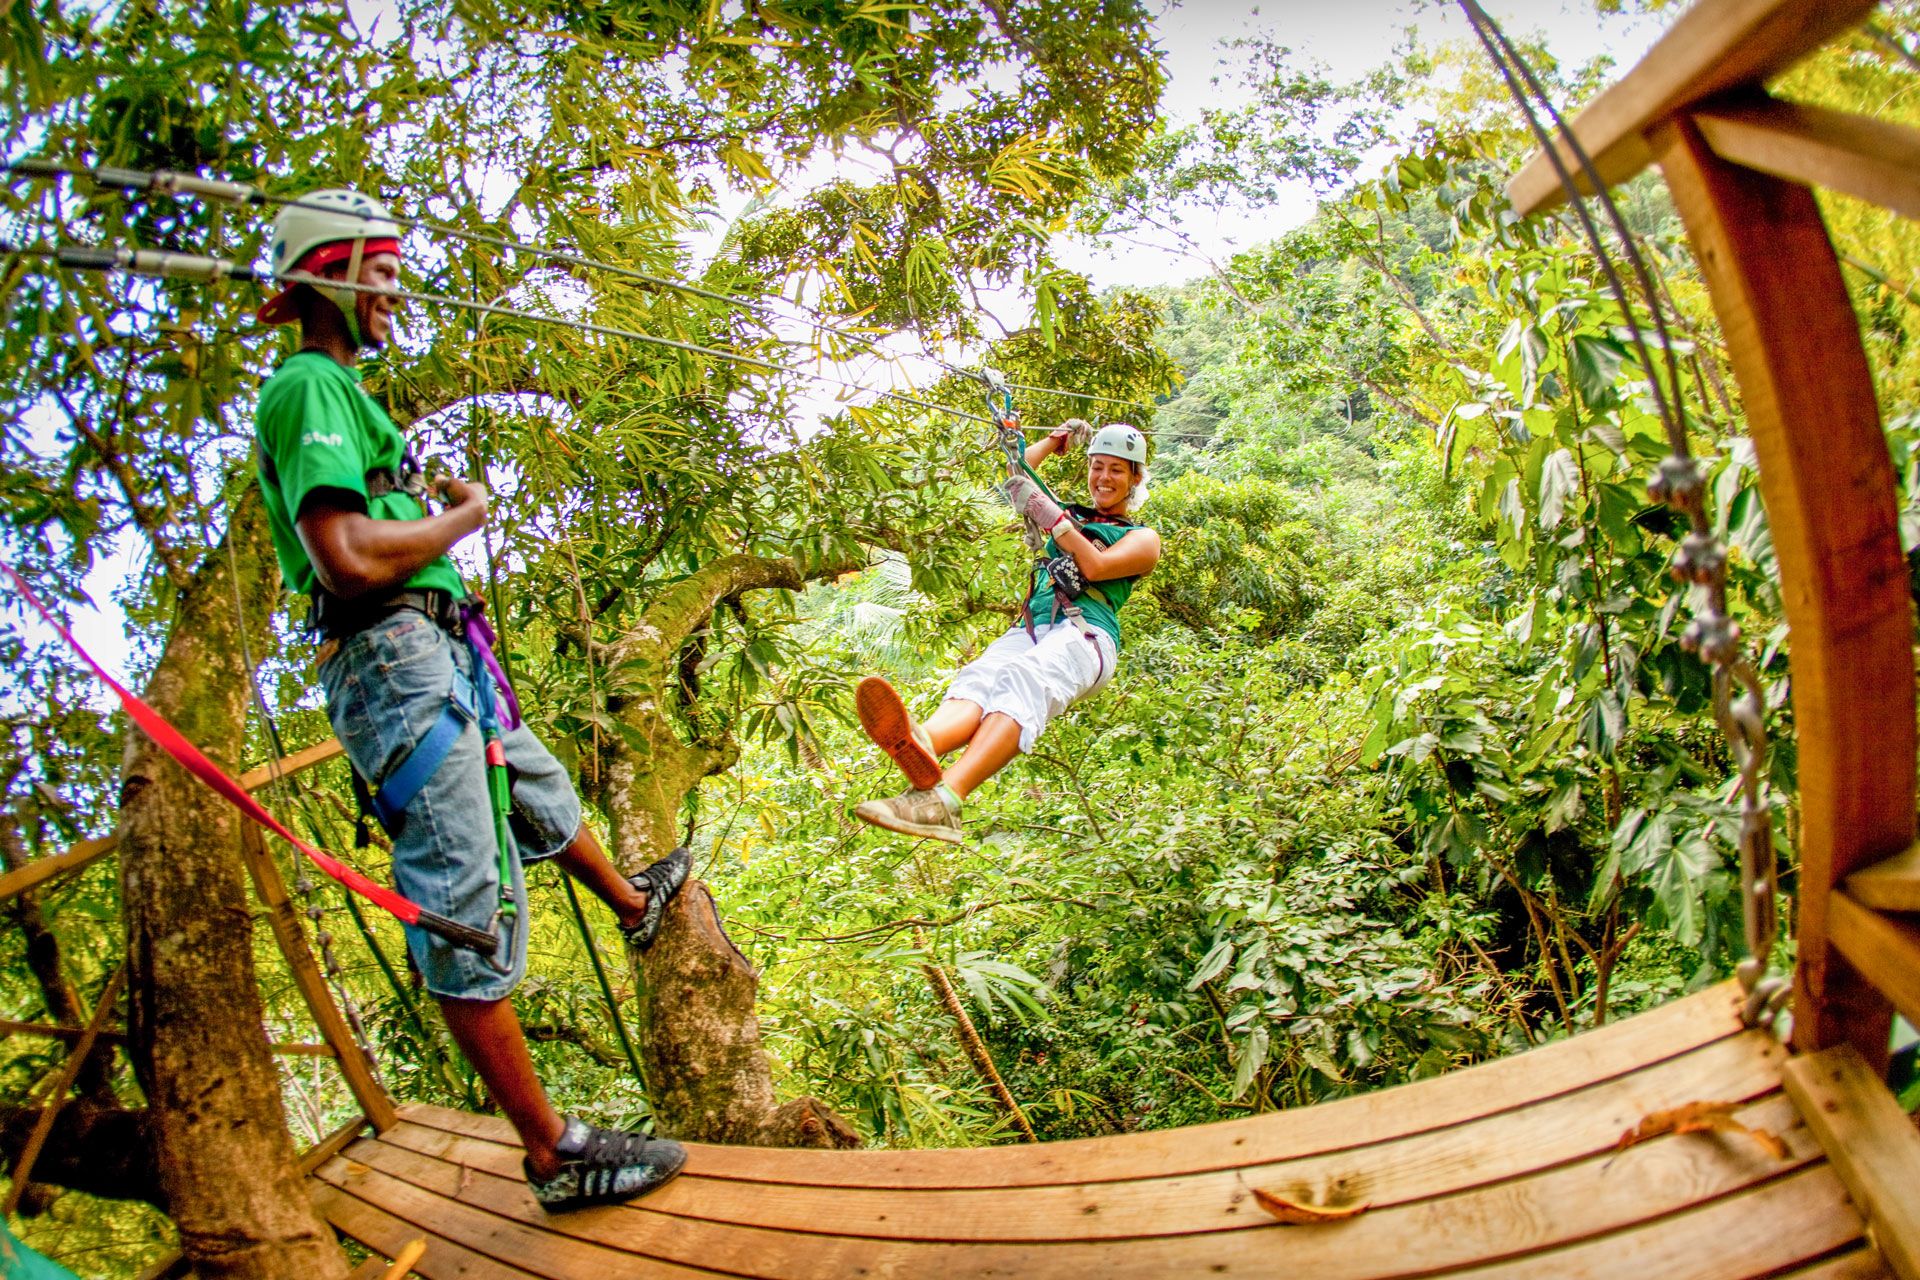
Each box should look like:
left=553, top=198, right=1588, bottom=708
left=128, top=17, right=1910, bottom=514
left=1, top=734, right=396, bottom=1212
left=1509, top=1, right=1920, bottom=1269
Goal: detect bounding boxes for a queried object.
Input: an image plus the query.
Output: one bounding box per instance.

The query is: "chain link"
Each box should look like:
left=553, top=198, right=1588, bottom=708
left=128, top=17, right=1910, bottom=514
left=1646, top=452, right=1789, bottom=1034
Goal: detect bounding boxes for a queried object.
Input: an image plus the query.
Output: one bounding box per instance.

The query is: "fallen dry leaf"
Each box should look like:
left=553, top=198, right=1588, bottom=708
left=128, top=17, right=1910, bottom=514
left=1252, top=1186, right=1371, bottom=1225
left=1615, top=1100, right=1789, bottom=1160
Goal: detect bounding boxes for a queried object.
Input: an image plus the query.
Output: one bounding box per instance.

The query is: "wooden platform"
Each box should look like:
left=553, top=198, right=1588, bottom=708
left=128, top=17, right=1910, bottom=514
left=311, top=983, right=1891, bottom=1279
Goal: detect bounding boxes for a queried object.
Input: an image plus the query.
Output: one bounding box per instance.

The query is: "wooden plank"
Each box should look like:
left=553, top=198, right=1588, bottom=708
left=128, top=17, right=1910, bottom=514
left=236, top=735, right=345, bottom=792
left=301, top=1114, right=373, bottom=1176
left=372, top=1035, right=1795, bottom=1242
left=1437, top=1164, right=1863, bottom=1279
left=1655, top=117, right=1911, bottom=1068
left=239, top=822, right=397, bottom=1131
left=313, top=1157, right=723, bottom=1279
left=312, top=1179, right=540, bottom=1280
left=1829, top=891, right=1920, bottom=1033
left=1845, top=842, right=1920, bottom=914
left=0, top=737, right=343, bottom=906
left=1508, top=0, right=1878, bottom=216
left=404, top=982, right=1750, bottom=1190
left=1694, top=97, right=1920, bottom=222
left=0, top=834, right=118, bottom=905
left=3, top=965, right=124, bottom=1215
left=1781, top=1249, right=1896, bottom=1280
left=0, top=1020, right=332, bottom=1058
left=328, top=1093, right=1829, bottom=1280
left=1785, top=1044, right=1920, bottom=1280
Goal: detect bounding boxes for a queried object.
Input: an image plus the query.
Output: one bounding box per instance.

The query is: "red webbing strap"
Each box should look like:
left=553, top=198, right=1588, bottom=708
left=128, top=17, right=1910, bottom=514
left=1, top=559, right=427, bottom=927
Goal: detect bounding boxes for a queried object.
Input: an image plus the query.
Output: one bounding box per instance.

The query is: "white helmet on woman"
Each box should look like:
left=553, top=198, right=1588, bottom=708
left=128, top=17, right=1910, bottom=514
left=1088, top=423, right=1147, bottom=466
left=1087, top=423, right=1150, bottom=513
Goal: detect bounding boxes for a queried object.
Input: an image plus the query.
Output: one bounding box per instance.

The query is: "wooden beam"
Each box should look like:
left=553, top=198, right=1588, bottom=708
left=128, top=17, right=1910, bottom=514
left=1846, top=841, right=1920, bottom=913
left=238, top=822, right=397, bottom=1131
left=1654, top=117, right=1910, bottom=1068
left=0, top=737, right=345, bottom=906
left=235, top=736, right=345, bottom=793
left=1694, top=96, right=1920, bottom=222
left=1784, top=1044, right=1920, bottom=1280
left=3, top=964, right=125, bottom=1215
left=1830, top=890, right=1920, bottom=1033
left=0, top=834, right=119, bottom=906
left=1509, top=0, right=1878, bottom=216
left=0, top=1018, right=333, bottom=1058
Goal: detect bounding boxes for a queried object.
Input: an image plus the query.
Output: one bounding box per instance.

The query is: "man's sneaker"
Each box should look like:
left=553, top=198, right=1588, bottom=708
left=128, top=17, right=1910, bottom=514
left=620, top=846, right=692, bottom=950
left=853, top=786, right=964, bottom=844
left=856, top=676, right=943, bottom=791
left=527, top=1117, right=687, bottom=1211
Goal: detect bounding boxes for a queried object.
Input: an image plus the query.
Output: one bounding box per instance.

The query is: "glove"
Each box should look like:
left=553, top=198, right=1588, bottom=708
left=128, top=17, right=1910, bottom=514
left=1048, top=417, right=1094, bottom=454
left=1045, top=554, right=1087, bottom=600
left=1004, top=473, right=1067, bottom=534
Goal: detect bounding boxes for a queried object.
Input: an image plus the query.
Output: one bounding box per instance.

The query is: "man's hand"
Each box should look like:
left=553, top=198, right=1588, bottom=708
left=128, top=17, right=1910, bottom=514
left=433, top=474, right=490, bottom=523
left=1004, top=474, right=1067, bottom=534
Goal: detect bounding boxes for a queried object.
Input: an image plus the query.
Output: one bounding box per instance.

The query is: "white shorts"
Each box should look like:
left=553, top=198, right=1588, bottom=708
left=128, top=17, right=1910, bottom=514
left=942, top=622, right=1118, bottom=753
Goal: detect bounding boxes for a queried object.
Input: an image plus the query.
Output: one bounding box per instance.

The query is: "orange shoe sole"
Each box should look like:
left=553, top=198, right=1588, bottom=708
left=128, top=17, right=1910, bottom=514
left=855, top=676, right=943, bottom=791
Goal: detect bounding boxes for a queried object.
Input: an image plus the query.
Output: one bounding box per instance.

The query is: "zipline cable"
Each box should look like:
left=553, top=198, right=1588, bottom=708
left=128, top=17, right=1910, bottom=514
left=6, top=158, right=1163, bottom=422
left=0, top=240, right=1003, bottom=428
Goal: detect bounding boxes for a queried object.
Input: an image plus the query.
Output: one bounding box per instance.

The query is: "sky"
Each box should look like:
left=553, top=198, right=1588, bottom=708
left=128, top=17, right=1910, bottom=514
left=1063, top=0, right=1668, bottom=290
left=33, top=0, right=1672, bottom=688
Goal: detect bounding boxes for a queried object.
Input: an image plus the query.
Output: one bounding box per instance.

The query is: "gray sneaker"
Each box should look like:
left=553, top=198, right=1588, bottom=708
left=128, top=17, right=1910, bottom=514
left=853, top=787, right=964, bottom=844
left=526, top=1116, right=686, bottom=1211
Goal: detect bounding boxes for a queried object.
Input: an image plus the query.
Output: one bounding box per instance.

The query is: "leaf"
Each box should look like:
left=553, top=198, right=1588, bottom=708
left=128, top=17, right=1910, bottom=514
left=1537, top=448, right=1579, bottom=529
left=1188, top=939, right=1235, bottom=989
left=1569, top=333, right=1628, bottom=407
left=1614, top=1101, right=1789, bottom=1160
left=1251, top=1185, right=1372, bottom=1225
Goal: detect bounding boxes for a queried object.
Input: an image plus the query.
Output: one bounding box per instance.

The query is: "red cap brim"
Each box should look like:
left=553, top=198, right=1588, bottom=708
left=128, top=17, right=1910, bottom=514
left=256, top=237, right=402, bottom=326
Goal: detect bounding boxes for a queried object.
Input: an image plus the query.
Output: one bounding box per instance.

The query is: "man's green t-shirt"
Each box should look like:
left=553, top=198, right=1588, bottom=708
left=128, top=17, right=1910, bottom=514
left=1025, top=514, right=1141, bottom=650
left=254, top=351, right=464, bottom=599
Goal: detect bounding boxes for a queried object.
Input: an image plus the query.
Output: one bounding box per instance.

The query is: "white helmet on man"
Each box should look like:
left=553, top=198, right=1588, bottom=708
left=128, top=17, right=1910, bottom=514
left=256, top=188, right=403, bottom=337
left=1088, top=423, right=1147, bottom=466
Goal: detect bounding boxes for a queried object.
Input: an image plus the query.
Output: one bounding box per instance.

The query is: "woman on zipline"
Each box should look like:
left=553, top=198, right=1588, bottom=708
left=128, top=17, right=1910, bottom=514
left=853, top=421, right=1161, bottom=843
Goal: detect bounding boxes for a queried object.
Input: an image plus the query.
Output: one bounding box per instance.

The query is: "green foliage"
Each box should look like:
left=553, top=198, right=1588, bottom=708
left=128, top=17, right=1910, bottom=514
left=10, top=7, right=1920, bottom=1275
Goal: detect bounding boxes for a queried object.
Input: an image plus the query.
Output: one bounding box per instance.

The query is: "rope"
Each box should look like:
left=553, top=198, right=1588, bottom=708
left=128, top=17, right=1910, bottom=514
left=1459, top=1, right=1788, bottom=1035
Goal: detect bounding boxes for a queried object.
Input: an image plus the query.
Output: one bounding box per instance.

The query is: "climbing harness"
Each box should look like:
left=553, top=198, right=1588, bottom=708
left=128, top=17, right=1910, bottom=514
left=321, top=590, right=523, bottom=974
left=0, top=559, right=503, bottom=958
left=975, top=370, right=1135, bottom=684
left=1463, top=1, right=1789, bottom=1034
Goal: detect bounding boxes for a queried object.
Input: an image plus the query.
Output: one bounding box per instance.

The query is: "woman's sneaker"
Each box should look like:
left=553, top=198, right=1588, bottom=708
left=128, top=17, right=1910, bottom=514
left=853, top=786, right=964, bottom=844
left=855, top=676, right=943, bottom=791
left=528, top=1117, right=687, bottom=1211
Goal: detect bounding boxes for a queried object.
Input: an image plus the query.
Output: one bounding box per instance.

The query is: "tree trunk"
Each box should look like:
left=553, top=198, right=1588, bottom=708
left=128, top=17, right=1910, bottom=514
left=118, top=488, right=349, bottom=1279
left=588, top=552, right=859, bottom=1149
left=636, top=884, right=858, bottom=1148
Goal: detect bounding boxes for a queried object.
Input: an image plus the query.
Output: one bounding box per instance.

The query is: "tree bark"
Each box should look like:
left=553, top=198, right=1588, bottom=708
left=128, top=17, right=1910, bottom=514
left=0, top=1103, right=164, bottom=1208
left=587, top=552, right=860, bottom=1148
left=117, top=486, right=349, bottom=1279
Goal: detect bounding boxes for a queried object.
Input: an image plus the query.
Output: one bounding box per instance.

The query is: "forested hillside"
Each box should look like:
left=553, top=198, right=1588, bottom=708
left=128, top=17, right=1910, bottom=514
left=3, top=2, right=1919, bottom=1274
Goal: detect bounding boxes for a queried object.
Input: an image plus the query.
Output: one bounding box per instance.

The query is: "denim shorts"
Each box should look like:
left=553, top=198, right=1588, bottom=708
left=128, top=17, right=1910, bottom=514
left=318, top=611, right=582, bottom=1001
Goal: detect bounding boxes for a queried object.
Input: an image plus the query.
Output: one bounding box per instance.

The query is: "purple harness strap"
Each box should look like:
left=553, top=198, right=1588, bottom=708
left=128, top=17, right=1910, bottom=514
left=460, top=599, right=522, bottom=730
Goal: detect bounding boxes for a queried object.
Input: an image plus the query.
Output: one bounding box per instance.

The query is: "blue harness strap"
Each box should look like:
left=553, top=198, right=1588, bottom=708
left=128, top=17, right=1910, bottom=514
left=370, top=669, right=477, bottom=832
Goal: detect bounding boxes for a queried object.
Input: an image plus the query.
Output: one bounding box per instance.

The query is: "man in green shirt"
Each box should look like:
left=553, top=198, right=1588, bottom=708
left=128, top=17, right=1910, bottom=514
left=254, top=188, right=689, bottom=1209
